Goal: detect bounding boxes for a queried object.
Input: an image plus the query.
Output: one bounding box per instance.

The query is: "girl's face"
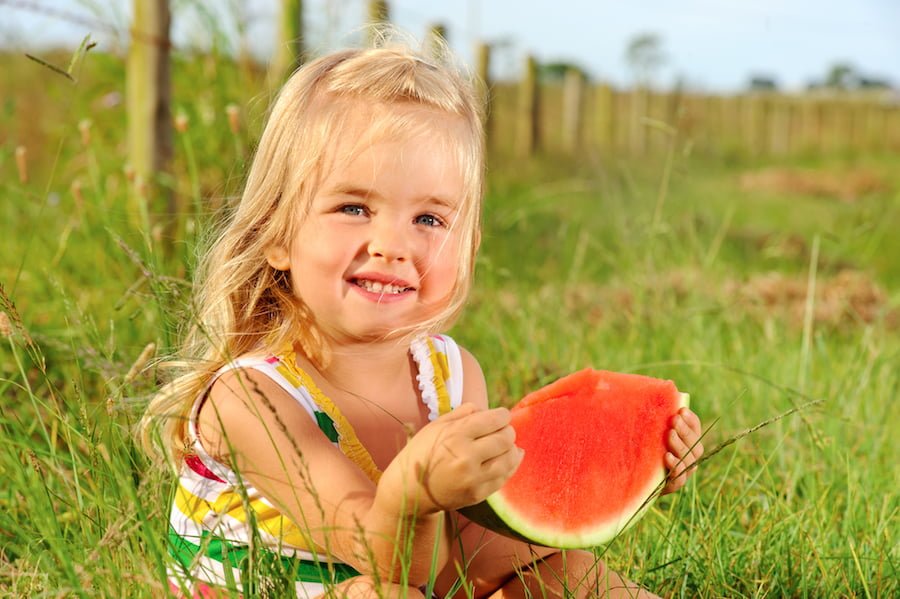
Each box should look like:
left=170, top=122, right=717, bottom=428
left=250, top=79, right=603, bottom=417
left=267, top=104, right=467, bottom=345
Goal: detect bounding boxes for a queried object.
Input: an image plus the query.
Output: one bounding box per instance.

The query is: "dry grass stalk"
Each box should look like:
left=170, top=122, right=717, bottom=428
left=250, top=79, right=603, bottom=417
left=124, top=342, right=157, bottom=385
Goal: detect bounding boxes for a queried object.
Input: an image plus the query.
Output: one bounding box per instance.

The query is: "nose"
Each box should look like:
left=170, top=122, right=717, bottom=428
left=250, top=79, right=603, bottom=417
left=368, top=220, right=410, bottom=262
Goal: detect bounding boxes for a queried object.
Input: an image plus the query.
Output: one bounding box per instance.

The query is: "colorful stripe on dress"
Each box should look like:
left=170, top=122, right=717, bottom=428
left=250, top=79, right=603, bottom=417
left=169, top=528, right=358, bottom=585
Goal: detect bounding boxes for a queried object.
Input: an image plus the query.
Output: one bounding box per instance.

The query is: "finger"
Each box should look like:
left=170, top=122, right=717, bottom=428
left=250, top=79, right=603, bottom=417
left=458, top=407, right=513, bottom=439
left=470, top=425, right=517, bottom=462
left=673, top=414, right=705, bottom=458
left=480, top=445, right=525, bottom=481
left=436, top=401, right=478, bottom=421
left=662, top=476, right=684, bottom=495
left=664, top=452, right=689, bottom=488
left=667, top=428, right=691, bottom=462
left=679, top=408, right=703, bottom=435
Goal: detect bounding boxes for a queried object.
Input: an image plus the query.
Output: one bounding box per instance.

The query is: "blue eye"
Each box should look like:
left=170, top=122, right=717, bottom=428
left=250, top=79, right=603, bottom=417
left=414, top=214, right=444, bottom=227
left=339, top=204, right=367, bottom=217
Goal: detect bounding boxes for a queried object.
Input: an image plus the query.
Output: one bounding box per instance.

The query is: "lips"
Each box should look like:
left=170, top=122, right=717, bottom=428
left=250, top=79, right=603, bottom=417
left=349, top=272, right=415, bottom=298
left=353, top=279, right=412, bottom=294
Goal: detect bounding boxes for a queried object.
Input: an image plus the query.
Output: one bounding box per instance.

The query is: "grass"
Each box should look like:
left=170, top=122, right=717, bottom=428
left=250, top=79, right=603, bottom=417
left=1, top=48, right=899, bottom=597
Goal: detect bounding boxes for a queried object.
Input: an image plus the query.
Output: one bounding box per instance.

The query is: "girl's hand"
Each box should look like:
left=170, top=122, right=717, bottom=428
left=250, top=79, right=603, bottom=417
left=662, top=408, right=703, bottom=495
left=380, top=403, right=524, bottom=515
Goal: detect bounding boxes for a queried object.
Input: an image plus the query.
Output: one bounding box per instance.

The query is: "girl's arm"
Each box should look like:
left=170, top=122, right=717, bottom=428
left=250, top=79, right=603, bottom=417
left=198, top=367, right=521, bottom=586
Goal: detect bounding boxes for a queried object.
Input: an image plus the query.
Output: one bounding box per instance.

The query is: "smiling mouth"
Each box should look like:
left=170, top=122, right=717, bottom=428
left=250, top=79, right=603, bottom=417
left=351, top=278, right=414, bottom=295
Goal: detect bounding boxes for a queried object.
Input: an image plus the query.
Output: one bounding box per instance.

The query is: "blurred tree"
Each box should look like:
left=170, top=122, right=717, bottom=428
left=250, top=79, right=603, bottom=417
left=538, top=61, right=588, bottom=83
left=824, top=62, right=857, bottom=90
left=625, top=33, right=665, bottom=87
left=268, top=0, right=304, bottom=86
left=858, top=76, right=892, bottom=89
left=748, top=75, right=779, bottom=92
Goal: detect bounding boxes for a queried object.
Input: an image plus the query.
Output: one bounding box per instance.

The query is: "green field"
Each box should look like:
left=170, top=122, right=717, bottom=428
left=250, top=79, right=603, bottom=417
left=1, top=50, right=898, bottom=597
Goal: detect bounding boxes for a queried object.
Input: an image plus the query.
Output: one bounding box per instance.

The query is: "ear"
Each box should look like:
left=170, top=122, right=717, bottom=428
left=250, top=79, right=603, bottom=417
left=265, top=245, right=291, bottom=271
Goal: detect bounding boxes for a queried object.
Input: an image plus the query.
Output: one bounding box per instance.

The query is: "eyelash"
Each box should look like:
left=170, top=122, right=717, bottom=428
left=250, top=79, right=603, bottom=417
left=414, top=214, right=445, bottom=228
left=338, top=204, right=368, bottom=217
left=336, top=204, right=446, bottom=228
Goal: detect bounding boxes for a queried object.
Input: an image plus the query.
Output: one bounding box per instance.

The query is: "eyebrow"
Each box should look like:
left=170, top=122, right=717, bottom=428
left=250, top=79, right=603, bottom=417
left=330, top=184, right=460, bottom=210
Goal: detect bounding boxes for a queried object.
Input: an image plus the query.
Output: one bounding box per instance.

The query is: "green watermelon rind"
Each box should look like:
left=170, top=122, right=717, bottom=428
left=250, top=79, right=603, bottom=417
left=468, top=391, right=690, bottom=549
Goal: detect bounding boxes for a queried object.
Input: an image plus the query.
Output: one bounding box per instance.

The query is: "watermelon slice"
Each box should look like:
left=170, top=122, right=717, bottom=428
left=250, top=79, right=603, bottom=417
left=460, top=369, right=689, bottom=548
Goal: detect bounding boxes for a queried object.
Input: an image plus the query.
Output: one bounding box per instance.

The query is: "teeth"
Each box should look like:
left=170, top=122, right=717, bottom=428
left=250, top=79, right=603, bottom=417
left=357, top=279, right=407, bottom=294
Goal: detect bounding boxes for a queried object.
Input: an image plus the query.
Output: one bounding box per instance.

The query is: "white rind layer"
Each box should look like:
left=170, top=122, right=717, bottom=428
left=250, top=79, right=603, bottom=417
left=485, top=391, right=690, bottom=548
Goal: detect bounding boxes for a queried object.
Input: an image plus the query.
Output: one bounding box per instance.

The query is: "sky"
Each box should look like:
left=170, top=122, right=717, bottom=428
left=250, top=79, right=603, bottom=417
left=2, top=0, right=898, bottom=92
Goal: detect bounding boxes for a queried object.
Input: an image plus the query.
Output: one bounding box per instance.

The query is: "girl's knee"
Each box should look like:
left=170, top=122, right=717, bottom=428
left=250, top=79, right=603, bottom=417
left=326, top=576, right=425, bottom=599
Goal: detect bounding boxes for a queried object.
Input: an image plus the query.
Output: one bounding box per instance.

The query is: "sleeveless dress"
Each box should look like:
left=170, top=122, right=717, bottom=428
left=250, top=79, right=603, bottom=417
left=166, top=335, right=464, bottom=598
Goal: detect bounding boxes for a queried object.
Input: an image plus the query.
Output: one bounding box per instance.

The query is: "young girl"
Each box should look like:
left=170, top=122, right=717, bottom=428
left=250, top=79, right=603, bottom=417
left=141, top=38, right=703, bottom=599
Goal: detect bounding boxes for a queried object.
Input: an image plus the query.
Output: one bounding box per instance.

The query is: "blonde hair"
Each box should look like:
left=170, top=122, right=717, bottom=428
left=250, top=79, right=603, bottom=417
left=140, top=37, right=485, bottom=466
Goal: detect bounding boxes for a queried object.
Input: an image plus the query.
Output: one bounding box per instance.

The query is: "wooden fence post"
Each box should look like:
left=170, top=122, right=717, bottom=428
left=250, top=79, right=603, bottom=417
left=562, top=67, right=584, bottom=154
left=268, top=0, right=304, bottom=86
left=871, top=104, right=889, bottom=153
left=797, top=97, right=819, bottom=155
left=740, top=94, right=758, bottom=157
left=629, top=87, right=649, bottom=156
left=516, top=54, right=539, bottom=157
left=769, top=97, right=791, bottom=155
left=367, top=0, right=390, bottom=43
left=427, top=23, right=447, bottom=57
left=474, top=42, right=493, bottom=150
left=889, top=105, right=900, bottom=152
left=127, top=0, right=172, bottom=230
left=593, top=83, right=614, bottom=153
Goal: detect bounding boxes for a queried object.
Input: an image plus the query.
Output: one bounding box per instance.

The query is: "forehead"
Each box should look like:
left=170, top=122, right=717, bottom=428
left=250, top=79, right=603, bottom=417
left=323, top=100, right=469, bottom=173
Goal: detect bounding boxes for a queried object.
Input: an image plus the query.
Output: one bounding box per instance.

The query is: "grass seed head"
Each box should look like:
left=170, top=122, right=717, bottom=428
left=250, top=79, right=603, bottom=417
left=174, top=112, right=189, bottom=133
left=0, top=311, right=10, bottom=337
left=78, top=119, right=92, bottom=146
left=70, top=178, right=84, bottom=212
left=15, top=145, right=27, bottom=184
left=124, top=342, right=157, bottom=385
left=226, top=103, right=240, bottom=134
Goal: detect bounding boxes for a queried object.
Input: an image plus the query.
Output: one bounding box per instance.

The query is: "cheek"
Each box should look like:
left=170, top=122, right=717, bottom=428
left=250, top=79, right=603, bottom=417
left=422, top=240, right=462, bottom=296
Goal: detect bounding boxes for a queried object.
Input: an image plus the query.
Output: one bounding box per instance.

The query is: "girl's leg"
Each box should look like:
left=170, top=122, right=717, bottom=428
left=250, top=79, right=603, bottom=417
left=433, top=516, right=657, bottom=599
left=322, top=576, right=425, bottom=599
left=433, top=515, right=554, bottom=597
left=491, top=551, right=659, bottom=599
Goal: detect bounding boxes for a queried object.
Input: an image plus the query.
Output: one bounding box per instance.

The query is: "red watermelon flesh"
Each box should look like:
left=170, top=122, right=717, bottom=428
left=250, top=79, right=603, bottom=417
left=461, top=369, right=689, bottom=548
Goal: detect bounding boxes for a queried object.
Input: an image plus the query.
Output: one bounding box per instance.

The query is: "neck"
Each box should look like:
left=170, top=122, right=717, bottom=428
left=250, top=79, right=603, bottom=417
left=316, top=336, right=415, bottom=390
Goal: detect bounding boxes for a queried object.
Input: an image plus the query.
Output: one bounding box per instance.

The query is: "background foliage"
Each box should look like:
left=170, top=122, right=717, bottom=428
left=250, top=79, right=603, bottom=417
left=1, top=39, right=898, bottom=597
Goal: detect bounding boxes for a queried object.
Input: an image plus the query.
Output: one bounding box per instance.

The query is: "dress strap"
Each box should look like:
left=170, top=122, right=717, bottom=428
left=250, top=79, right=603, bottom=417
left=410, top=334, right=464, bottom=421
left=276, top=345, right=383, bottom=484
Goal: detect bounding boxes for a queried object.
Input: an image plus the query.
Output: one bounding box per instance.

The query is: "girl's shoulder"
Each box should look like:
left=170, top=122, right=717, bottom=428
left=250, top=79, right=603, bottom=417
left=192, top=349, right=324, bottom=453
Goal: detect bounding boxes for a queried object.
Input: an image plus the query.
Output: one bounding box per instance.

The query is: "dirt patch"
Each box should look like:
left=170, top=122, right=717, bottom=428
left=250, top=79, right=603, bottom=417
left=490, top=267, right=896, bottom=331
left=739, top=167, right=890, bottom=202
left=724, top=269, right=895, bottom=328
